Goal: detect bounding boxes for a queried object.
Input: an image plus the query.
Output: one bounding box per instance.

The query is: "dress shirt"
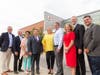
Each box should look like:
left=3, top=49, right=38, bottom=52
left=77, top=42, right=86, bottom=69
left=73, top=23, right=78, bottom=29
left=85, top=24, right=92, bottom=30
left=19, top=36, right=23, bottom=41
left=8, top=33, right=13, bottom=47
left=35, top=36, right=39, bottom=41
left=54, top=28, right=64, bottom=49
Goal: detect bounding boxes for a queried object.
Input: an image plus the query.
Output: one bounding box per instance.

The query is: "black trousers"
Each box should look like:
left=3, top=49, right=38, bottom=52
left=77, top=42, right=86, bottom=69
left=14, top=54, right=23, bottom=72
left=76, top=53, right=86, bottom=75
left=31, top=54, right=40, bottom=75
left=46, top=51, right=55, bottom=69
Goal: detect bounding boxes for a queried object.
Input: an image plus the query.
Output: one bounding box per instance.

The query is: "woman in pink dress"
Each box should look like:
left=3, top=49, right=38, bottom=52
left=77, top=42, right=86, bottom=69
left=63, top=24, right=77, bottom=75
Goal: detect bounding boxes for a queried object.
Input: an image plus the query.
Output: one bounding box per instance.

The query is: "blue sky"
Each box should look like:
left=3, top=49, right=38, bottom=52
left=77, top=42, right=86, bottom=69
left=0, top=0, right=100, bottom=35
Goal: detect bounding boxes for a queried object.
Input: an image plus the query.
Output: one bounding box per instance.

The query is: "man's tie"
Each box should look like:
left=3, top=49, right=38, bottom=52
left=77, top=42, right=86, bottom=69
left=35, top=36, right=39, bottom=42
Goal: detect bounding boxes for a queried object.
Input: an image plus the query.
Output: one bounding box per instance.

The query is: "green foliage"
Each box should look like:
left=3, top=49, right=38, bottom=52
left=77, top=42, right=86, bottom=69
left=30, top=28, right=44, bottom=37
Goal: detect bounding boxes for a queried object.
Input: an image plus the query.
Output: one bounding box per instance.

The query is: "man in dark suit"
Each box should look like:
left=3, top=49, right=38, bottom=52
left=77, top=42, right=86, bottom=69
left=83, top=15, right=100, bottom=75
left=14, top=30, right=23, bottom=74
left=71, top=16, right=86, bottom=75
left=27, top=29, right=43, bottom=75
left=0, top=26, right=15, bottom=75
left=0, top=35, right=2, bottom=47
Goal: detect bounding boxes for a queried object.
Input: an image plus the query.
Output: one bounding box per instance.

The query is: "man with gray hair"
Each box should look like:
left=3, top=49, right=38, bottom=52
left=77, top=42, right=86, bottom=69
left=14, top=30, right=23, bottom=74
left=0, top=26, right=15, bottom=75
left=71, top=16, right=86, bottom=75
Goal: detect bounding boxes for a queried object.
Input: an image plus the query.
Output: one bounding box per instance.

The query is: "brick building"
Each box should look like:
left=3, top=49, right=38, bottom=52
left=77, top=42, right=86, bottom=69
left=20, top=20, right=44, bottom=33
left=20, top=12, right=63, bottom=33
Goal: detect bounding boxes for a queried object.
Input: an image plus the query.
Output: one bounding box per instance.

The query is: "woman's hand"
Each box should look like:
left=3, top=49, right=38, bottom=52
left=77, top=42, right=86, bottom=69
left=65, top=47, right=69, bottom=53
left=28, top=52, right=32, bottom=56
left=24, top=51, right=28, bottom=55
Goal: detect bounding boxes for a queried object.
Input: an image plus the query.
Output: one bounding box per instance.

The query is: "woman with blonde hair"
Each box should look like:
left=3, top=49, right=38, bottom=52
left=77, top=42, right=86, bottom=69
left=63, top=24, right=77, bottom=75
left=42, top=27, right=55, bottom=74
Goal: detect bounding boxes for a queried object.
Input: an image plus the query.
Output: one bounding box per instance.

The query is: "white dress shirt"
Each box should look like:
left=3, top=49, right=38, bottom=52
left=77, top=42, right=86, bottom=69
left=35, top=36, right=39, bottom=41
left=73, top=23, right=78, bottom=29
left=54, top=28, right=64, bottom=49
left=8, top=33, right=13, bottom=47
left=19, top=36, right=23, bottom=41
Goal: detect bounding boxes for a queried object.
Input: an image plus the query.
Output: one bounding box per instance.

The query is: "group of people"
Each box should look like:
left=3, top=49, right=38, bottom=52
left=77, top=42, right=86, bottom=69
left=0, top=27, right=43, bottom=75
left=0, top=15, right=100, bottom=75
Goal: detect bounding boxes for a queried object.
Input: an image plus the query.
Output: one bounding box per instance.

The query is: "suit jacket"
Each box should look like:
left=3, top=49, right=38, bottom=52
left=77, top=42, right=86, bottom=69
left=74, top=24, right=85, bottom=52
left=0, top=36, right=2, bottom=47
left=27, top=36, right=43, bottom=54
left=0, top=32, right=15, bottom=52
left=14, top=36, right=22, bottom=53
left=84, top=24, right=100, bottom=56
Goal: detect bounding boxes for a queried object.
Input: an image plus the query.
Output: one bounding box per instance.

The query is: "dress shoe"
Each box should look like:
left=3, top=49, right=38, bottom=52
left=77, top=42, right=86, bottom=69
left=36, top=70, right=40, bottom=74
left=48, top=71, right=51, bottom=74
left=19, top=69, right=24, bottom=72
left=31, top=72, right=35, bottom=75
left=14, top=71, right=19, bottom=74
left=6, top=69, right=13, bottom=72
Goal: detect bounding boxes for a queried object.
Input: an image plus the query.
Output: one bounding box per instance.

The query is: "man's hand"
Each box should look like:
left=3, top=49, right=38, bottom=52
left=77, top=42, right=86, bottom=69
left=78, top=49, right=82, bottom=54
left=56, top=48, right=60, bottom=53
left=28, top=52, right=32, bottom=56
left=15, top=52, right=18, bottom=56
left=84, top=48, right=89, bottom=54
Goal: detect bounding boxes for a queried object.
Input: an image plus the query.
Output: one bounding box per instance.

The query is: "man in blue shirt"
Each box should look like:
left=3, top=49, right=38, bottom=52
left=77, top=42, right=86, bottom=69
left=0, top=26, right=15, bottom=75
left=54, top=22, right=64, bottom=75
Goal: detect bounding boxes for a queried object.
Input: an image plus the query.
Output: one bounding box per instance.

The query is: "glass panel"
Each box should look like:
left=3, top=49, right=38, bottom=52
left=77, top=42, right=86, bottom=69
left=63, top=10, right=100, bottom=26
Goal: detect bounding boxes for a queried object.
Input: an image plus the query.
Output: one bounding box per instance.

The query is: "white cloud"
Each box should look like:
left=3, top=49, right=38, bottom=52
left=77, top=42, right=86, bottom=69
left=45, top=0, right=100, bottom=18
left=0, top=0, right=45, bottom=35
left=0, top=0, right=100, bottom=35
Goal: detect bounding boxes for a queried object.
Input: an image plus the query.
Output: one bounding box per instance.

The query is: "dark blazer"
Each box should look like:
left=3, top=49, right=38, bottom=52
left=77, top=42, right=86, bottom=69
left=74, top=24, right=85, bottom=51
left=0, top=32, right=15, bottom=52
left=14, top=36, right=22, bottom=53
left=27, top=36, right=43, bottom=54
left=0, top=36, right=2, bottom=47
left=84, top=24, right=100, bottom=56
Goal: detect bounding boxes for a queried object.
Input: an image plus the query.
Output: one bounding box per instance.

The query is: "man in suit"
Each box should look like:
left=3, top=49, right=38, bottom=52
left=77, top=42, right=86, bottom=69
left=0, top=26, right=15, bottom=75
left=14, top=30, right=23, bottom=74
left=54, top=22, right=64, bottom=75
left=27, top=29, right=43, bottom=75
left=0, top=35, right=1, bottom=53
left=83, top=15, right=100, bottom=75
left=71, top=16, right=86, bottom=75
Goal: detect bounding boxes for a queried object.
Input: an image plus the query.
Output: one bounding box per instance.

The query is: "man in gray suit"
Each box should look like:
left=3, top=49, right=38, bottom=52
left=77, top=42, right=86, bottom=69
left=83, top=15, right=100, bottom=75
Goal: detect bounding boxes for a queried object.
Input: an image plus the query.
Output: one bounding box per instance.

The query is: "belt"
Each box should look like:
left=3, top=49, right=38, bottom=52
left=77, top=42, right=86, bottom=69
left=54, top=45, right=58, bottom=47
left=8, top=47, right=12, bottom=48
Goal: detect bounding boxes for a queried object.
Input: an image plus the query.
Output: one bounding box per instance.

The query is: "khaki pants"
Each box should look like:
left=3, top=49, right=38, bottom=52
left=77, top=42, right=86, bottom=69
left=0, top=48, right=12, bottom=73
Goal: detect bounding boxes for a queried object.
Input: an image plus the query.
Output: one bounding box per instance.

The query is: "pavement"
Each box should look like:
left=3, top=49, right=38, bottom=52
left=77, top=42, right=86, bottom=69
left=0, top=52, right=92, bottom=75
left=7, top=67, right=50, bottom=75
